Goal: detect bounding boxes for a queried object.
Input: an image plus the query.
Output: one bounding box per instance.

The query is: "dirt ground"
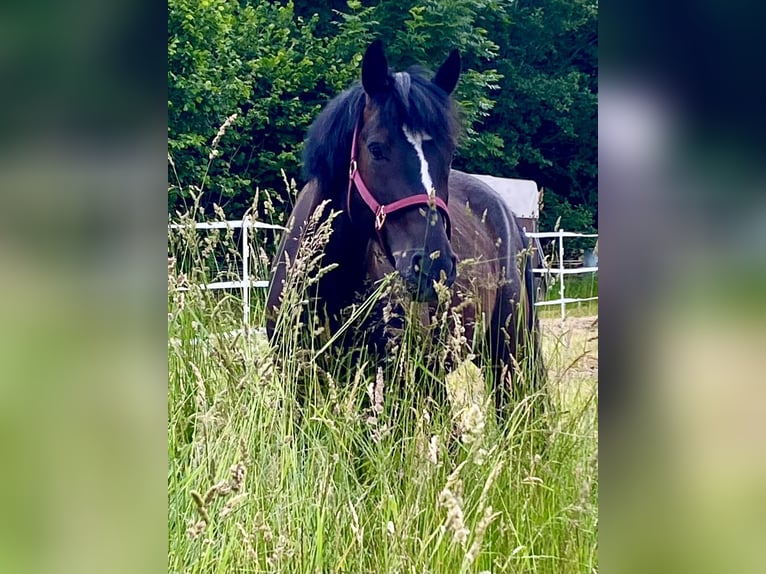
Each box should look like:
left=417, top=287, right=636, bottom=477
left=541, top=315, right=598, bottom=337
left=540, top=315, right=598, bottom=384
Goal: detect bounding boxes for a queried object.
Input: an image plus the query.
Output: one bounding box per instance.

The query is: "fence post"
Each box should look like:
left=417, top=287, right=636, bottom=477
left=242, top=216, right=250, bottom=328
left=558, top=229, right=565, bottom=321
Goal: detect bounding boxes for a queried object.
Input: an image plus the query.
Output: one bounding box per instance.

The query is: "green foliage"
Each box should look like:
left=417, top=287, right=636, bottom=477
left=457, top=0, right=598, bottom=227
left=168, top=0, right=597, bottom=232
left=168, top=0, right=366, bottom=217
left=357, top=0, right=504, bottom=148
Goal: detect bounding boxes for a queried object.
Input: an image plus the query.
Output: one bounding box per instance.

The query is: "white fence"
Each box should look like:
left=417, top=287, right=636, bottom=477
left=526, top=230, right=599, bottom=321
left=169, top=216, right=285, bottom=326
left=168, top=220, right=597, bottom=325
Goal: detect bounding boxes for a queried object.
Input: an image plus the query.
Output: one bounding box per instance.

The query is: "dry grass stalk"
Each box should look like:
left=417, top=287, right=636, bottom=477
left=463, top=505, right=501, bottom=567
left=439, top=461, right=470, bottom=546
left=209, top=113, right=237, bottom=160
left=428, top=435, right=441, bottom=467
left=439, top=485, right=469, bottom=546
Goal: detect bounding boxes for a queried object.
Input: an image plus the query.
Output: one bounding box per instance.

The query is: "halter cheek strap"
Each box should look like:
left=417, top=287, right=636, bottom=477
left=346, top=126, right=452, bottom=240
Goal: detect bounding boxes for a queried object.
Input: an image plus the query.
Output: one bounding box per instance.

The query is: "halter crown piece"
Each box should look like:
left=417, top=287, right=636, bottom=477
left=346, top=125, right=452, bottom=241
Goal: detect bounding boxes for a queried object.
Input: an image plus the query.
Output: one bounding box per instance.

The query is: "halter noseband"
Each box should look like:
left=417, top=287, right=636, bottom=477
left=346, top=125, right=452, bottom=242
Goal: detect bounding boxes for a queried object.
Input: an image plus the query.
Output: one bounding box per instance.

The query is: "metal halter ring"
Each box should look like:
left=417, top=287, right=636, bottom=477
left=374, top=206, right=387, bottom=230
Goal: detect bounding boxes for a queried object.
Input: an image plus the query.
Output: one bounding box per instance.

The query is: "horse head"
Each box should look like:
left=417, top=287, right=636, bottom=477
left=347, top=40, right=462, bottom=302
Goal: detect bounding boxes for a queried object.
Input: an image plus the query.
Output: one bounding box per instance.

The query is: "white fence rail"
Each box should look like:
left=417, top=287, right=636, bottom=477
left=169, top=216, right=285, bottom=326
left=168, top=219, right=597, bottom=325
left=527, top=230, right=599, bottom=320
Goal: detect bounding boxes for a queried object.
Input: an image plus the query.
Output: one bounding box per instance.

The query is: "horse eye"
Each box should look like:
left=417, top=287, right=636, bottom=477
left=367, top=143, right=385, bottom=160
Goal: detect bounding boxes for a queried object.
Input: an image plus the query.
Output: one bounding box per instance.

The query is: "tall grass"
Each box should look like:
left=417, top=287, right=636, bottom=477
left=539, top=273, right=599, bottom=319
left=168, top=219, right=597, bottom=573
left=168, top=138, right=597, bottom=572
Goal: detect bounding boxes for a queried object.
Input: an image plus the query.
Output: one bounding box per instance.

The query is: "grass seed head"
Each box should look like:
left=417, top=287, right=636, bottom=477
left=459, top=403, right=486, bottom=444
left=229, top=461, right=246, bottom=492
left=439, top=485, right=469, bottom=545
left=186, top=519, right=207, bottom=540
left=464, top=505, right=500, bottom=566
left=209, top=113, right=238, bottom=160
left=428, top=435, right=441, bottom=466
left=219, top=492, right=248, bottom=519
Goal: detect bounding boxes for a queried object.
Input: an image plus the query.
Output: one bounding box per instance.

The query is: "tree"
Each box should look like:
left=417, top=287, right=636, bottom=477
left=168, top=0, right=362, bottom=219
left=462, top=0, right=598, bottom=234
left=168, top=0, right=598, bottom=245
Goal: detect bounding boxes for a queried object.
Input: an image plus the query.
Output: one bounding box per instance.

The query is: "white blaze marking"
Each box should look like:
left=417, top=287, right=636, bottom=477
left=403, top=127, right=434, bottom=197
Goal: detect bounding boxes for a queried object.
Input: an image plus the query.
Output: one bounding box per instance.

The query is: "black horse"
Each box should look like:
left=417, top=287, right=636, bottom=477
left=266, top=40, right=546, bottom=419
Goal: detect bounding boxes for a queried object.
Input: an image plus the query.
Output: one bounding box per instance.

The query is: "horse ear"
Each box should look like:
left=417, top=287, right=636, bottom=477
left=433, top=49, right=461, bottom=95
left=362, top=39, right=390, bottom=97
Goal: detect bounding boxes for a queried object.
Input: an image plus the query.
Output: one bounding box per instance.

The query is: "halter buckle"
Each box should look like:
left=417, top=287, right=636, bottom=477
left=349, top=160, right=358, bottom=177
left=375, top=206, right=387, bottom=230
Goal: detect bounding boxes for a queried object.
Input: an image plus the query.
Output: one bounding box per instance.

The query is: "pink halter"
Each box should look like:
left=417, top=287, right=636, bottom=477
left=346, top=125, right=451, bottom=243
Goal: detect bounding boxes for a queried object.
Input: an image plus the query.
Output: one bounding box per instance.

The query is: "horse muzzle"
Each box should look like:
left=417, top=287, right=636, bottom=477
left=396, top=249, right=457, bottom=302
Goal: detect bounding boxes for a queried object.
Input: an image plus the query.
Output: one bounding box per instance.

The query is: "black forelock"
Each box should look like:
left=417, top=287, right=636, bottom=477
left=375, top=67, right=459, bottom=150
left=302, top=65, right=460, bottom=195
left=302, top=85, right=366, bottom=192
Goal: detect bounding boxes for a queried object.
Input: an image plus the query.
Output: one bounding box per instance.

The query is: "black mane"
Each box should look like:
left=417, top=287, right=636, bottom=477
left=302, top=66, right=460, bottom=195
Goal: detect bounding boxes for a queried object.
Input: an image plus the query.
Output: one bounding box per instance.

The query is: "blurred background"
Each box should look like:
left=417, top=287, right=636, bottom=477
left=0, top=1, right=166, bottom=573
left=600, top=0, right=766, bottom=572
left=0, top=0, right=764, bottom=572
